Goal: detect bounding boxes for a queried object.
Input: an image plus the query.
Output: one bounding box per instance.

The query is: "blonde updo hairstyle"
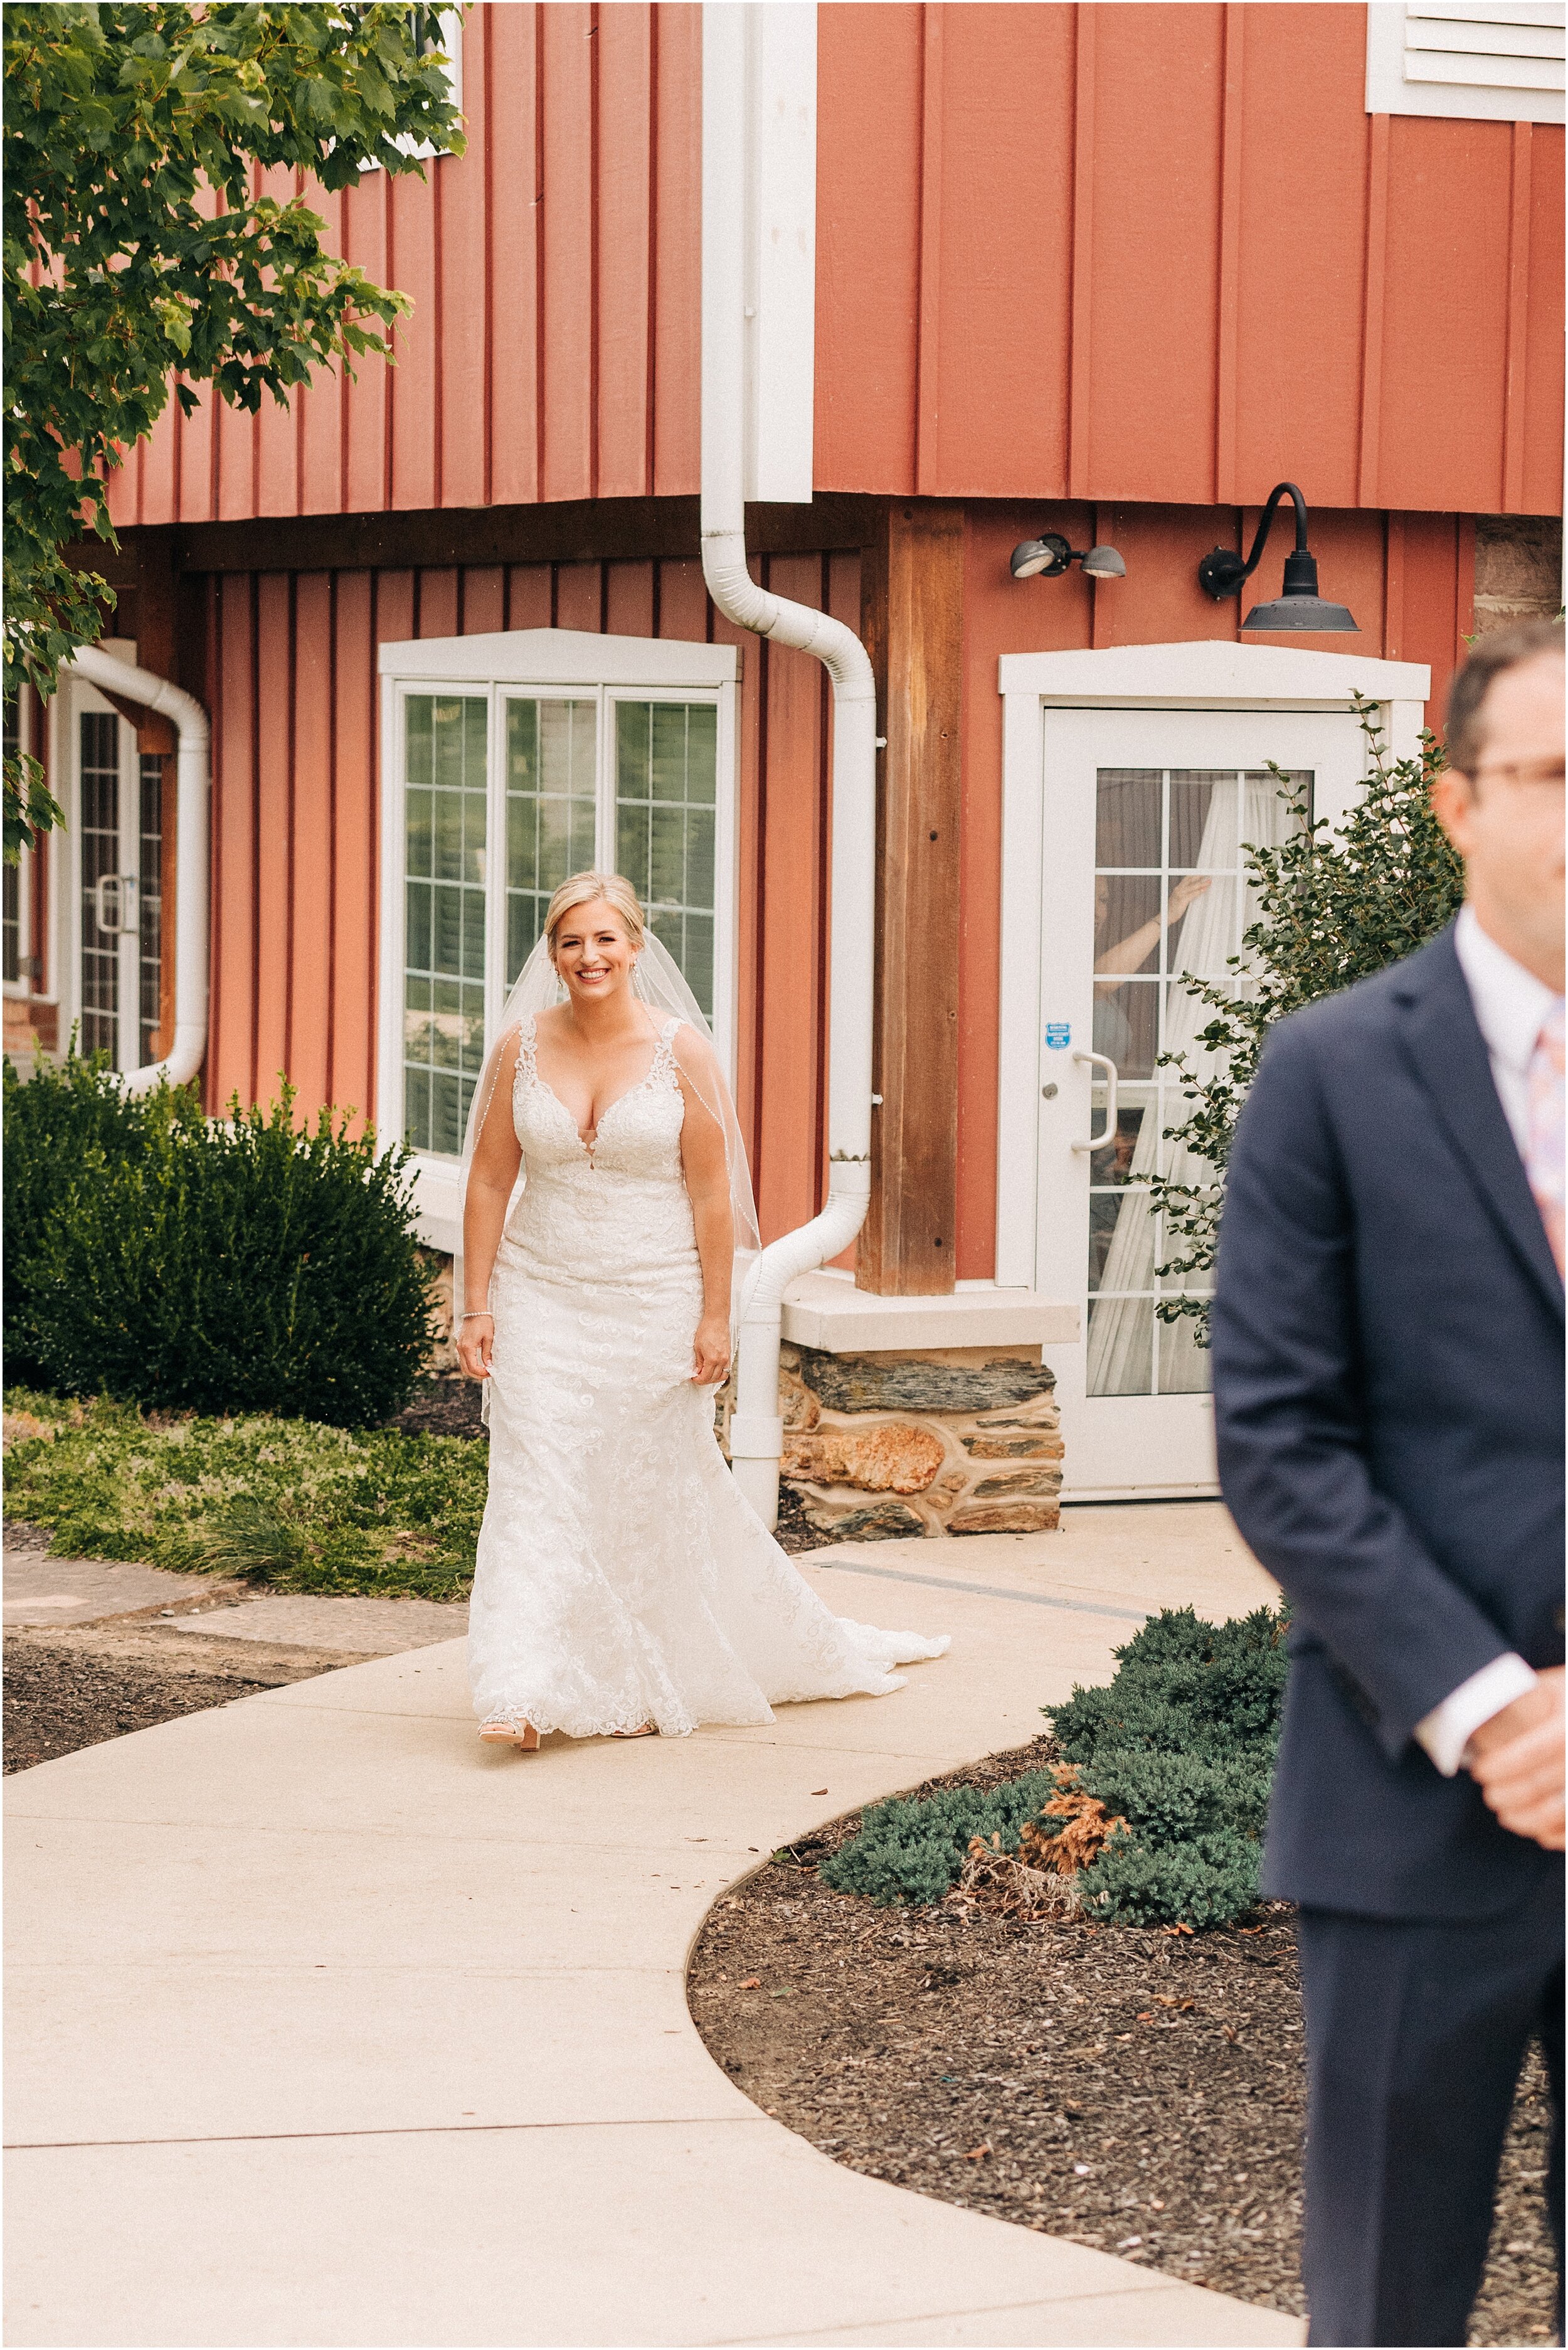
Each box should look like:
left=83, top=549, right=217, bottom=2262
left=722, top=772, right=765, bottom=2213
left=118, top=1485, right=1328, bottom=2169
left=543, top=872, right=646, bottom=967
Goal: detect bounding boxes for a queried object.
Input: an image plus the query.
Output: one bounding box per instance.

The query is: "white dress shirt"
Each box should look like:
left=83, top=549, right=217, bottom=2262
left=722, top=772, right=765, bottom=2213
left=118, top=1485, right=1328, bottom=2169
left=1411, top=906, right=1554, bottom=1775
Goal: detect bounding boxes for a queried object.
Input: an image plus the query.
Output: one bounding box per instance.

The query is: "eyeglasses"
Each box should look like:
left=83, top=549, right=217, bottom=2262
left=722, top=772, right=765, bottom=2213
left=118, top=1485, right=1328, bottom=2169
left=1466, top=758, right=1565, bottom=790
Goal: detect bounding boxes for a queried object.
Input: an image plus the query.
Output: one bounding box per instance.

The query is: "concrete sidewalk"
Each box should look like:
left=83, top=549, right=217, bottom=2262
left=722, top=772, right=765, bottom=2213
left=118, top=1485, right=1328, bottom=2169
left=6, top=1506, right=1301, bottom=2349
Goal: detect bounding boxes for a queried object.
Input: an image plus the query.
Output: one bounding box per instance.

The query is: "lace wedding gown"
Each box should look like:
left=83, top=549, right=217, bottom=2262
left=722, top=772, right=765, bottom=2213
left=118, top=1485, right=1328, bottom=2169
left=467, top=1014, right=950, bottom=1738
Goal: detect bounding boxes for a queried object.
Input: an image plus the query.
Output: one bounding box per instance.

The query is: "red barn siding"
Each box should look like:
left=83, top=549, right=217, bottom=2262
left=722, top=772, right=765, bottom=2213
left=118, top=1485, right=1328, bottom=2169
left=109, top=4, right=1561, bottom=531
left=813, top=3, right=1562, bottom=514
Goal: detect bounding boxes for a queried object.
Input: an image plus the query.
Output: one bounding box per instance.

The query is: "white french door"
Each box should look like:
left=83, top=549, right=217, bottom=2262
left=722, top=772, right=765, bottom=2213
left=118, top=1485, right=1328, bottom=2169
left=1034, top=704, right=1367, bottom=1497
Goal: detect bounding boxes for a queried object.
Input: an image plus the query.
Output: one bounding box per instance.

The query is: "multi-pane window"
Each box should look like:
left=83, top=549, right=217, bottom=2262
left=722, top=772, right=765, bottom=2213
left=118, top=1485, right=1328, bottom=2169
left=505, top=699, right=596, bottom=986
left=78, top=711, right=122, bottom=1058
left=1085, top=765, right=1307, bottom=1400
left=397, top=684, right=729, bottom=1159
left=403, top=696, right=488, bottom=1156
left=139, top=754, right=164, bottom=1065
left=615, top=701, right=718, bottom=1019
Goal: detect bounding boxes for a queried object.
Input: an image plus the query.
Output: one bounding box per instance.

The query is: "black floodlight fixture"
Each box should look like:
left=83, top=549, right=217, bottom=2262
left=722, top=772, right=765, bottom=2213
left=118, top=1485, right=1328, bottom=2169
left=1010, top=531, right=1126, bottom=583
left=1198, top=482, right=1357, bottom=632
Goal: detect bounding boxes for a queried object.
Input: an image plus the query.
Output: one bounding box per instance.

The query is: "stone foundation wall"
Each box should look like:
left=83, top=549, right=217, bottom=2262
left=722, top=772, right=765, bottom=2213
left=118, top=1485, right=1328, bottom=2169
left=1473, top=515, right=1562, bottom=636
left=729, top=1342, right=1064, bottom=1539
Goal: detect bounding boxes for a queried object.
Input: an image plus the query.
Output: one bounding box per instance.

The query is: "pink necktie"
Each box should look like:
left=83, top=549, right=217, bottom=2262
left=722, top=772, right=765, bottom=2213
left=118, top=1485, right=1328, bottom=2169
left=1527, top=1001, right=1565, bottom=1275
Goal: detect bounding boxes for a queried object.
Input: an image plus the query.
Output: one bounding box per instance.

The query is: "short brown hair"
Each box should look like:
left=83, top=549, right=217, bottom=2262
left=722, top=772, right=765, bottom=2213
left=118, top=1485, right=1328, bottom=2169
left=1444, top=619, right=1564, bottom=777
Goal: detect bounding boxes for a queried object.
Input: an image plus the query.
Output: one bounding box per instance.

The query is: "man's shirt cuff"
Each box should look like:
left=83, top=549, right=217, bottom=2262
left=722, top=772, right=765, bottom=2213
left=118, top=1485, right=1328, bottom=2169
left=1414, top=1654, right=1539, bottom=1778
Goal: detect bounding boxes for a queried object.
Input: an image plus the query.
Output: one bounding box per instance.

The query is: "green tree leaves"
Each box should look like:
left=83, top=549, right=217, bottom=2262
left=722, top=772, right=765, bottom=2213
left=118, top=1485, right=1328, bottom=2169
left=3, top=3, right=464, bottom=853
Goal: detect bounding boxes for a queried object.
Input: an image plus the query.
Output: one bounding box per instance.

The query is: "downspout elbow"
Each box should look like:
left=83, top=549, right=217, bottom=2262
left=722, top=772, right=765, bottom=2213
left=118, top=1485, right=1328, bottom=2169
left=63, top=646, right=210, bottom=1098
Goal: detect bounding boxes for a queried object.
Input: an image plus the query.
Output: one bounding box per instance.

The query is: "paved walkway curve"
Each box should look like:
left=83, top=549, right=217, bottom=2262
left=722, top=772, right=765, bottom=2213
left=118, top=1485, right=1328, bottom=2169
left=6, top=1510, right=1303, bottom=2348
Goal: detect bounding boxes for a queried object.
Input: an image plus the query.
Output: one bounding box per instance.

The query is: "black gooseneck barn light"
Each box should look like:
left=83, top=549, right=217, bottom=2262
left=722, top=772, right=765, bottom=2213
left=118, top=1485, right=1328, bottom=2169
left=1198, top=482, right=1357, bottom=632
left=1010, top=531, right=1126, bottom=582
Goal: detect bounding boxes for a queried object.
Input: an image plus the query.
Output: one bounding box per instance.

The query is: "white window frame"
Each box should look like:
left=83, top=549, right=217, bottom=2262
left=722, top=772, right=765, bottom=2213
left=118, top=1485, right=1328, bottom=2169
left=359, top=7, right=464, bottom=167
left=1366, top=1, right=1564, bottom=123
left=45, top=639, right=146, bottom=1070
left=993, top=641, right=1432, bottom=1296
left=376, top=627, right=741, bottom=1253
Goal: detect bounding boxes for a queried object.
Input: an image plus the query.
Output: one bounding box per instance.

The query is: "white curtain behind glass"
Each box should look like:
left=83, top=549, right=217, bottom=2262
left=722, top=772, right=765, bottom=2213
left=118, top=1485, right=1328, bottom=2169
left=1086, top=772, right=1301, bottom=1398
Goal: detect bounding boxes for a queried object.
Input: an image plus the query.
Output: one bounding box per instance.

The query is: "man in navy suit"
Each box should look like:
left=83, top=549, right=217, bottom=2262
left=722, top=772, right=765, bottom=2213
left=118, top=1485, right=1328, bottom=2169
left=1212, top=619, right=1565, bottom=2348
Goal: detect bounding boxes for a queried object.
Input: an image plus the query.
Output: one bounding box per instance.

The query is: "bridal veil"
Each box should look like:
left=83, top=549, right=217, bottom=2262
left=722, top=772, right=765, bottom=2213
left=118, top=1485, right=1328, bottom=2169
left=454, top=913, right=762, bottom=1336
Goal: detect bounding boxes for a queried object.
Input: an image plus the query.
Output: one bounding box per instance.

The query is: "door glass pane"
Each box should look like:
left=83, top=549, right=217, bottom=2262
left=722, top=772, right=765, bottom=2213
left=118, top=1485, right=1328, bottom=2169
left=615, top=701, right=718, bottom=1017
left=139, top=755, right=162, bottom=1065
left=404, top=694, right=487, bottom=1156
left=1086, top=763, right=1310, bottom=1397
left=1094, top=768, right=1160, bottom=869
left=78, top=710, right=120, bottom=1060
left=505, top=698, right=597, bottom=986
left=1086, top=1294, right=1155, bottom=1397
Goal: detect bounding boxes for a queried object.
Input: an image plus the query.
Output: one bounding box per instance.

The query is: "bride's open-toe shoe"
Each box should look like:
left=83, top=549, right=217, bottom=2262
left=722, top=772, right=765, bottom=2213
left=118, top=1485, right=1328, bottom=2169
left=612, top=1722, right=657, bottom=1740
left=479, top=1720, right=541, bottom=1752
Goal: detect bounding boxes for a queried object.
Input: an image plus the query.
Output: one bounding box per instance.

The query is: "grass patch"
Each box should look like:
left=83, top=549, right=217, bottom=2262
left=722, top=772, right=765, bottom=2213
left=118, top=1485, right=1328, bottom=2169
left=3, top=1389, right=485, bottom=1602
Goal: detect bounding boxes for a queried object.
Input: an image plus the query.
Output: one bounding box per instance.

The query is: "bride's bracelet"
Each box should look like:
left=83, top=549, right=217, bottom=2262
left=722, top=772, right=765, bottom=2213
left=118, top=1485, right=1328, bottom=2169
left=458, top=1309, right=494, bottom=1324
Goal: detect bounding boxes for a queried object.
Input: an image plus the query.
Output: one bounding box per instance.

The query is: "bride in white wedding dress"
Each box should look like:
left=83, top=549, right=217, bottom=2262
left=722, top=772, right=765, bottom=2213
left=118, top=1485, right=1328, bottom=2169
left=456, top=871, right=948, bottom=1752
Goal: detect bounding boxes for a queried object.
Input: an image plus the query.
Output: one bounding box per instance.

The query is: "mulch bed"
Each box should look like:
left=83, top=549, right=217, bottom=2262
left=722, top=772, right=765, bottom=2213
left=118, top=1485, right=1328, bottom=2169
left=3, top=1624, right=373, bottom=1774
left=688, top=1733, right=1558, bottom=2346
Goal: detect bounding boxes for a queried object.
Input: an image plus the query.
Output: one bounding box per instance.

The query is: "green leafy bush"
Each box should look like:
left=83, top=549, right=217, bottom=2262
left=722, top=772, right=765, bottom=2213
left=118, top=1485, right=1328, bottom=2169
left=1069, top=1829, right=1264, bottom=1931
left=3, top=1048, right=201, bottom=1384
left=4, top=1055, right=437, bottom=1426
left=818, top=1604, right=1289, bottom=1930
left=1055, top=1605, right=1286, bottom=1927
left=3, top=1390, right=485, bottom=1601
left=819, top=1772, right=1060, bottom=1907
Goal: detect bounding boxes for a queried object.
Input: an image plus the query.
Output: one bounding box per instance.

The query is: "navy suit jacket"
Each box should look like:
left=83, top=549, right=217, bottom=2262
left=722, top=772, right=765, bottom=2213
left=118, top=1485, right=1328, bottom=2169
left=1212, top=922, right=1564, bottom=1920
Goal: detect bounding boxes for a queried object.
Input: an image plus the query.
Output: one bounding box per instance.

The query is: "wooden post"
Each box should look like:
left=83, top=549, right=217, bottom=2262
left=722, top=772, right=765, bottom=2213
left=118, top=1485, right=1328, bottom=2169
left=857, top=501, right=965, bottom=1295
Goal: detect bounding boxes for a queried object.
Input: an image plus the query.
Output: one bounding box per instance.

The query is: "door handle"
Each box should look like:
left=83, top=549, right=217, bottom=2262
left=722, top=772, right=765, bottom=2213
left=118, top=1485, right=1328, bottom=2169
left=1071, top=1049, right=1119, bottom=1152
left=92, top=873, right=137, bottom=937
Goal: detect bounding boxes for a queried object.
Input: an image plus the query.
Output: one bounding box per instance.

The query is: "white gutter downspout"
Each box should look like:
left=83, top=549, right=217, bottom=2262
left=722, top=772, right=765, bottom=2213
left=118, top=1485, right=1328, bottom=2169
left=63, top=644, right=209, bottom=1095
left=702, top=3, right=878, bottom=1528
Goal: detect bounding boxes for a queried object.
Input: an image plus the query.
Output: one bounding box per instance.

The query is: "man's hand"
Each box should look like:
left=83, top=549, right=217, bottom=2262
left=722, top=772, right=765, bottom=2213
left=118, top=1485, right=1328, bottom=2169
left=1465, top=1666, right=1565, bottom=1850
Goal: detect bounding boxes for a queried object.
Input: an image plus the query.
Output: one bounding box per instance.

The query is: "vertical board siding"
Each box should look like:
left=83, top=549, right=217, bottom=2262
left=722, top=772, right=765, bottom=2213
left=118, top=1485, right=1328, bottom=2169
left=596, top=7, right=654, bottom=500
left=1523, top=130, right=1565, bottom=516
left=1087, top=4, right=1226, bottom=507
left=811, top=2, right=1562, bottom=514
left=106, top=3, right=1560, bottom=530
left=1379, top=117, right=1512, bottom=516
left=651, top=4, right=702, bottom=496
left=813, top=4, right=922, bottom=494
left=1234, top=3, right=1367, bottom=511
left=540, top=3, right=596, bottom=504
left=107, top=1, right=704, bottom=534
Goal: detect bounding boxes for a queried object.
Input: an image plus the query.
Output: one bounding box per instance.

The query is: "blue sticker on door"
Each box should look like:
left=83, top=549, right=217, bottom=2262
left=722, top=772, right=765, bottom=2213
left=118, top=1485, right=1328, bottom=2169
left=1044, top=1023, right=1071, bottom=1050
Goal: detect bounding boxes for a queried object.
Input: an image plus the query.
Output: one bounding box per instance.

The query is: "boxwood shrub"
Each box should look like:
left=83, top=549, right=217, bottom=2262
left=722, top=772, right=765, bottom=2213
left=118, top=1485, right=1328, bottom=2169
left=4, top=1053, right=437, bottom=1427
left=818, top=1603, right=1288, bottom=1931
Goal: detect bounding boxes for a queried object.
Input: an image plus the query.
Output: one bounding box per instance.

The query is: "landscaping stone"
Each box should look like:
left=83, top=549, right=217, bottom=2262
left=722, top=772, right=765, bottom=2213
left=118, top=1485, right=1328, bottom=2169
left=949, top=1500, right=1061, bottom=1533
left=964, top=1432, right=1064, bottom=1459
left=805, top=1499, right=930, bottom=1542
left=795, top=1349, right=1058, bottom=1415
left=767, top=1346, right=1066, bottom=1541
left=781, top=1422, right=946, bottom=1496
